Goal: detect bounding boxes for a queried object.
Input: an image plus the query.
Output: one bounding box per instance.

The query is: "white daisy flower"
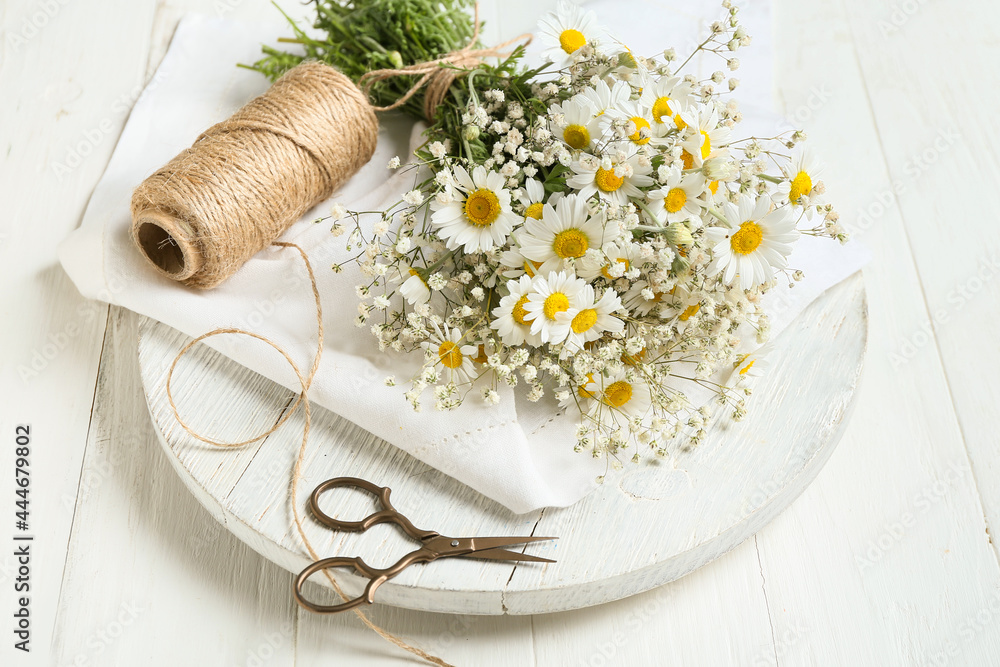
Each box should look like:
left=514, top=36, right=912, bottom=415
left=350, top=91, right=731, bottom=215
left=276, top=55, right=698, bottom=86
left=606, top=43, right=653, bottom=88
left=706, top=194, right=800, bottom=290
left=638, top=75, right=694, bottom=136
left=664, top=285, right=703, bottom=329
left=490, top=275, right=543, bottom=347
left=430, top=165, right=519, bottom=253
left=516, top=193, right=620, bottom=275
left=551, top=96, right=603, bottom=151
left=567, top=147, right=654, bottom=206
left=612, top=99, right=655, bottom=147
left=559, top=372, right=600, bottom=411
left=623, top=279, right=670, bottom=316
left=499, top=246, right=545, bottom=280
left=646, top=168, right=706, bottom=223
left=517, top=178, right=552, bottom=221
left=702, top=178, right=727, bottom=205
left=583, top=367, right=653, bottom=423
left=537, top=0, right=600, bottom=66
left=577, top=240, right=635, bottom=280
left=730, top=342, right=774, bottom=382
left=677, top=105, right=731, bottom=169
left=577, top=79, right=631, bottom=118
left=778, top=150, right=825, bottom=213
left=559, top=285, right=625, bottom=352
left=423, top=323, right=478, bottom=384
left=522, top=271, right=589, bottom=344
left=395, top=262, right=431, bottom=305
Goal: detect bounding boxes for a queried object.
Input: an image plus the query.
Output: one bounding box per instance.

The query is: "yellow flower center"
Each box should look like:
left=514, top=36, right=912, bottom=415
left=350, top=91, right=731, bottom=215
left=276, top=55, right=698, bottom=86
left=603, top=380, right=633, bottom=408
left=699, top=130, right=711, bottom=159
left=679, top=303, right=700, bottom=321
left=622, top=347, right=646, bottom=366
left=472, top=344, right=488, bottom=364
left=665, top=187, right=687, bottom=213
left=578, top=373, right=596, bottom=399
left=709, top=180, right=719, bottom=194
left=525, top=202, right=544, bottom=219
left=730, top=221, right=763, bottom=255
left=628, top=116, right=651, bottom=145
left=563, top=124, right=590, bottom=150
left=522, top=260, right=543, bottom=277
left=512, top=295, right=531, bottom=325
left=464, top=189, right=501, bottom=227
left=789, top=170, right=813, bottom=204
left=739, top=359, right=756, bottom=375
left=601, top=257, right=630, bottom=279
left=543, top=292, right=570, bottom=320
left=571, top=308, right=598, bottom=334
left=674, top=114, right=688, bottom=130
left=681, top=150, right=694, bottom=170
left=652, top=97, right=673, bottom=123
left=438, top=341, right=463, bottom=369
left=408, top=268, right=428, bottom=286
left=552, top=228, right=589, bottom=259
left=559, top=28, right=586, bottom=54
left=595, top=167, right=624, bottom=192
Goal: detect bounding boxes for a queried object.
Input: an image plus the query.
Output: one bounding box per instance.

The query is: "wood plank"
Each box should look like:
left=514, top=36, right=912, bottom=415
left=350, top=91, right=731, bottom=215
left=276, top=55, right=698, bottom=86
left=0, top=0, right=158, bottom=663
left=532, top=538, right=779, bottom=666
left=739, top=0, right=1000, bottom=664
left=841, top=0, right=1000, bottom=561
left=45, top=3, right=314, bottom=666
left=52, top=308, right=299, bottom=667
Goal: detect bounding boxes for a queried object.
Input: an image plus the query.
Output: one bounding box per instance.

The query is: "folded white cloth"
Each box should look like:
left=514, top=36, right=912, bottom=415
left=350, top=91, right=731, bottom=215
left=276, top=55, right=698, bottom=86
left=58, top=2, right=869, bottom=513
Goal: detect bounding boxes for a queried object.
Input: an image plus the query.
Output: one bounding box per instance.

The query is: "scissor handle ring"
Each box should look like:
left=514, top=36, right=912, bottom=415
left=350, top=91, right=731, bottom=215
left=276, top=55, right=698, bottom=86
left=293, top=556, right=387, bottom=614
left=308, top=477, right=398, bottom=531
left=307, top=476, right=435, bottom=541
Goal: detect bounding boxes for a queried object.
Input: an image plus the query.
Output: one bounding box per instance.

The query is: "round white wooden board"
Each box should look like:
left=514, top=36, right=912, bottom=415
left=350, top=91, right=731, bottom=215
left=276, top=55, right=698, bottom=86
left=137, top=273, right=866, bottom=616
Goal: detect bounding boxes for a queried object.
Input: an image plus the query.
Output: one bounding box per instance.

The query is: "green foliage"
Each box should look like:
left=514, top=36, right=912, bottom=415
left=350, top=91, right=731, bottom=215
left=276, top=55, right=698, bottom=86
left=417, top=52, right=550, bottom=161
left=246, top=0, right=479, bottom=120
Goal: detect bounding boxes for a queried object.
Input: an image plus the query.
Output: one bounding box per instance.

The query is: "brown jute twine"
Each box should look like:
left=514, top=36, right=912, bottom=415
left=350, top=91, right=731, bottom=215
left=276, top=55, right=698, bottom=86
left=358, top=3, right=531, bottom=120
left=166, top=243, right=454, bottom=667
left=130, top=61, right=378, bottom=289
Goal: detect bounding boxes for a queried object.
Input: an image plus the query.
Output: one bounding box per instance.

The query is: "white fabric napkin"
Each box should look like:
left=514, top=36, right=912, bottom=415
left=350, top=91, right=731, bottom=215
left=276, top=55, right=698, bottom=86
left=58, top=2, right=869, bottom=514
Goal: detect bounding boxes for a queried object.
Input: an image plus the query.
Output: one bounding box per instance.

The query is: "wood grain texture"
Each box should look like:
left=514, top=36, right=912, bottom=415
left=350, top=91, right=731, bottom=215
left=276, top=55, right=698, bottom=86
left=16, top=0, right=1000, bottom=664
left=137, top=272, right=867, bottom=615
left=0, top=1, right=156, bottom=665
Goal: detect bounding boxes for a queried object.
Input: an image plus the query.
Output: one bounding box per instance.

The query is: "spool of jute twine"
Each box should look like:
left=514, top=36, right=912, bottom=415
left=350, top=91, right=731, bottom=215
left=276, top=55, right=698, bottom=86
left=129, top=6, right=527, bottom=288
left=141, top=10, right=529, bottom=663
left=130, top=61, right=378, bottom=289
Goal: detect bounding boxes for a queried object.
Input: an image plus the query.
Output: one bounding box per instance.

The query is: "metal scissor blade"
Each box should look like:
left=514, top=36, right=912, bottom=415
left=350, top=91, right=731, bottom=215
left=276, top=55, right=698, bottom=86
left=467, top=535, right=557, bottom=552
left=461, top=548, right=556, bottom=564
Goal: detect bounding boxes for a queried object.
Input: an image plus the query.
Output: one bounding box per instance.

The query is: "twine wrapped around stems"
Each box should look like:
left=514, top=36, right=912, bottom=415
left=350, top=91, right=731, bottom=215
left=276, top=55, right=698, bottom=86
left=358, top=3, right=531, bottom=120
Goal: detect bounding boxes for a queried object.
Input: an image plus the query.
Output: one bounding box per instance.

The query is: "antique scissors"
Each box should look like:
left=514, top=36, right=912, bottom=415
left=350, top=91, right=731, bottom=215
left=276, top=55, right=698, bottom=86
left=293, top=477, right=557, bottom=613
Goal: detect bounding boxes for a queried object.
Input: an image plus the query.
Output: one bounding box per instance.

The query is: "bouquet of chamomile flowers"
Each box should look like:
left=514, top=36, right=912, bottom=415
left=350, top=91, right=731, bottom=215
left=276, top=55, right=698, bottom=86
left=259, top=0, right=846, bottom=461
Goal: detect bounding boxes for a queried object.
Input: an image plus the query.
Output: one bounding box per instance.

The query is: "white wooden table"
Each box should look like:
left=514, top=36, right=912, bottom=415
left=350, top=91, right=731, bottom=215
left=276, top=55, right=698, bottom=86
left=2, top=0, right=999, bottom=665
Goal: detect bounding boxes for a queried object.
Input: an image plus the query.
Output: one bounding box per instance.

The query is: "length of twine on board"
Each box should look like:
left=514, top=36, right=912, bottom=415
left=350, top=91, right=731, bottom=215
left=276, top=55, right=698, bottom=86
left=357, top=2, right=532, bottom=120
left=165, top=242, right=454, bottom=667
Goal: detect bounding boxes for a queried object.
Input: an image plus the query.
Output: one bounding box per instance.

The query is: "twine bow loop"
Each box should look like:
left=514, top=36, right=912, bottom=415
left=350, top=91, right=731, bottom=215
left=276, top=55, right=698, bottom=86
left=358, top=3, right=531, bottom=120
